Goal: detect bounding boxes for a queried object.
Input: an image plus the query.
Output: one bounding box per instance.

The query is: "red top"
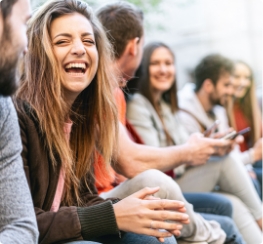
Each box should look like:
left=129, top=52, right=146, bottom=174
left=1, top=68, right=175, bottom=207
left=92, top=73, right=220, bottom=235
left=233, top=103, right=251, bottom=152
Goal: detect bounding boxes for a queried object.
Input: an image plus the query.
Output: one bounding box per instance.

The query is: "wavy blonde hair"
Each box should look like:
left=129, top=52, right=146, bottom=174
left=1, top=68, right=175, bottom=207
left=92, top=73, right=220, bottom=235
left=16, top=0, right=118, bottom=206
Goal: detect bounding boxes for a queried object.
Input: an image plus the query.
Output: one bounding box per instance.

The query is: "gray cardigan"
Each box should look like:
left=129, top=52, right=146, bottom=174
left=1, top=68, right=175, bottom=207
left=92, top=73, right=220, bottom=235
left=127, top=93, right=189, bottom=175
left=0, top=96, right=38, bottom=243
left=127, top=93, right=189, bottom=147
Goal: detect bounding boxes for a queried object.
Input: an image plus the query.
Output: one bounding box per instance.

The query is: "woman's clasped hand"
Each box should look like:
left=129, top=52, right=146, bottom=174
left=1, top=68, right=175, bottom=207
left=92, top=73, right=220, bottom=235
left=113, top=187, right=189, bottom=242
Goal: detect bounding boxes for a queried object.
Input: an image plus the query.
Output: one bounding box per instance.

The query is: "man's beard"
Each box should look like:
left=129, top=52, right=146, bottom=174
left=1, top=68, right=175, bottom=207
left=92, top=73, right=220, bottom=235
left=209, top=93, right=221, bottom=106
left=209, top=93, right=229, bottom=107
left=0, top=22, right=21, bottom=96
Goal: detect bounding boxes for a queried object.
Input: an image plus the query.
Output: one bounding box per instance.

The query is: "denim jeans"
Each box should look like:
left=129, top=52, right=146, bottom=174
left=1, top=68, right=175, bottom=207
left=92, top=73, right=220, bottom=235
left=176, top=153, right=262, bottom=243
left=253, top=160, right=262, bottom=199
left=65, top=233, right=177, bottom=244
left=201, top=213, right=246, bottom=244
left=183, top=192, right=233, bottom=217
left=184, top=193, right=245, bottom=244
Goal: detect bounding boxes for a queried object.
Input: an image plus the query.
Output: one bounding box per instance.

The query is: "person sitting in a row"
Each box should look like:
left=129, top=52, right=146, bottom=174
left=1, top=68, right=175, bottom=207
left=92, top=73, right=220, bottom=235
left=227, top=61, right=262, bottom=198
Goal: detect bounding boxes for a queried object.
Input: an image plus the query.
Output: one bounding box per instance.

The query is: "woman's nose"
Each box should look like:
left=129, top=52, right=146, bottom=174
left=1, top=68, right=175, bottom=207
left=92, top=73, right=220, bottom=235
left=71, top=41, right=86, bottom=56
left=159, top=64, right=167, bottom=73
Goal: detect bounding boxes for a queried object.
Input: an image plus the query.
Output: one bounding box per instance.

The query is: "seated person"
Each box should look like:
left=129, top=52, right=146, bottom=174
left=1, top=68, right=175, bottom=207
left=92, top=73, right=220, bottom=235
left=0, top=0, right=38, bottom=242
left=228, top=60, right=262, bottom=197
left=15, top=1, right=186, bottom=243
left=126, top=42, right=262, bottom=243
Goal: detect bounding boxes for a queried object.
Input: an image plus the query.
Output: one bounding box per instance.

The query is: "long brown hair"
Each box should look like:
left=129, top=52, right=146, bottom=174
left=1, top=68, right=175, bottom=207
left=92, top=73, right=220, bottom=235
left=128, top=42, right=178, bottom=145
left=227, top=61, right=261, bottom=146
left=16, top=0, right=118, bottom=206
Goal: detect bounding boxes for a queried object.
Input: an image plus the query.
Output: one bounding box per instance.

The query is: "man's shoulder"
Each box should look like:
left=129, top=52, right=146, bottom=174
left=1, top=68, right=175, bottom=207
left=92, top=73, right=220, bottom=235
left=0, top=96, right=12, bottom=112
left=0, top=96, right=14, bottom=126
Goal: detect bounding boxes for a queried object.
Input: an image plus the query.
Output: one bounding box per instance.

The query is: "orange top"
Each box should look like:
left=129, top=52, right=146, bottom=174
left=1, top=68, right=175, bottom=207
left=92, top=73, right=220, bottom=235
left=114, top=87, right=126, bottom=125
left=95, top=88, right=127, bottom=194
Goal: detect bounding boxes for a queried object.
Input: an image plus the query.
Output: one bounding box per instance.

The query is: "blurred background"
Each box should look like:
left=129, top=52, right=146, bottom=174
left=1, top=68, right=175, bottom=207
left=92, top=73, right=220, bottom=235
left=31, top=0, right=262, bottom=97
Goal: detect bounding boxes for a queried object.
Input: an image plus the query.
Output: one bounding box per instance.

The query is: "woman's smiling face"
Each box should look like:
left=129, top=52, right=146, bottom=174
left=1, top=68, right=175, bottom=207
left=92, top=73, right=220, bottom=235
left=149, top=47, right=175, bottom=94
left=232, top=62, right=252, bottom=99
left=51, top=13, right=99, bottom=102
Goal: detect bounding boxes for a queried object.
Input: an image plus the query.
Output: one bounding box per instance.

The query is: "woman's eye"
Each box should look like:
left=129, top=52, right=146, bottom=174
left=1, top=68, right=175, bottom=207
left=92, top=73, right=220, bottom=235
left=55, top=40, right=68, bottom=45
left=83, top=39, right=95, bottom=45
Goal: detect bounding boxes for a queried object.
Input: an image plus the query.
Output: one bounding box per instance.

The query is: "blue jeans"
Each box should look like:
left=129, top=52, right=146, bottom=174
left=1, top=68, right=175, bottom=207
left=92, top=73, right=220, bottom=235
left=66, top=233, right=177, bottom=244
left=184, top=193, right=245, bottom=244
left=201, top=213, right=246, bottom=244
left=253, top=160, right=262, bottom=199
left=183, top=192, right=232, bottom=217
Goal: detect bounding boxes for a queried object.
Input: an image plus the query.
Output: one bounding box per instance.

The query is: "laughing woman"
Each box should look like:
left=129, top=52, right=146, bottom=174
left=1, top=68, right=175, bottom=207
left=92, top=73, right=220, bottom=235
left=14, top=1, right=185, bottom=243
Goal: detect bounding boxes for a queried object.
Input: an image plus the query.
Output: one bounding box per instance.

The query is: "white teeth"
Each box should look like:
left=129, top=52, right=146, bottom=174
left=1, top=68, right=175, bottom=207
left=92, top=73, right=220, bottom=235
left=65, top=63, right=86, bottom=69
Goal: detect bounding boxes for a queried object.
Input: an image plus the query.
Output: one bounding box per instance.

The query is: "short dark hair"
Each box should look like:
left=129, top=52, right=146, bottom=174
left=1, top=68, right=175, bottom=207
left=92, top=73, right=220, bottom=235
left=194, top=54, right=234, bottom=91
left=96, top=1, right=143, bottom=59
left=0, top=0, right=18, bottom=21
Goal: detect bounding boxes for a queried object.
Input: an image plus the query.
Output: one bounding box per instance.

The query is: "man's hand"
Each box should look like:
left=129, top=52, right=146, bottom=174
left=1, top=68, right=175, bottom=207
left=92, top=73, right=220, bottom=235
left=210, top=128, right=244, bottom=154
left=185, top=133, right=233, bottom=166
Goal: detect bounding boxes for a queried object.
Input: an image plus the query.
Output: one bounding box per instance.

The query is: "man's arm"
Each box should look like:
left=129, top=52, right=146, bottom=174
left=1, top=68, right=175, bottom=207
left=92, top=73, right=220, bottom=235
left=113, top=122, right=232, bottom=178
left=0, top=97, right=38, bottom=243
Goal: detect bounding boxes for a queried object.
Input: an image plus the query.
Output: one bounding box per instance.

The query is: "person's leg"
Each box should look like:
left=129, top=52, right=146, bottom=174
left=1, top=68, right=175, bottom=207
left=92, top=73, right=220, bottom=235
left=201, top=213, right=245, bottom=244
left=101, top=169, right=226, bottom=244
left=183, top=193, right=233, bottom=217
left=253, top=168, right=262, bottom=197
left=249, top=172, right=262, bottom=199
left=219, top=193, right=263, bottom=244
left=253, top=161, right=262, bottom=199
left=91, top=232, right=177, bottom=244
left=253, top=160, right=262, bottom=169
left=176, top=153, right=262, bottom=224
left=254, top=167, right=262, bottom=186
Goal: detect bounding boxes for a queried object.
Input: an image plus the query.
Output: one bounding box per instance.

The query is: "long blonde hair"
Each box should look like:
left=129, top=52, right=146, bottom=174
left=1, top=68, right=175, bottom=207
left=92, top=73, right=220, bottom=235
left=227, top=61, right=261, bottom=146
left=16, top=0, right=118, bottom=206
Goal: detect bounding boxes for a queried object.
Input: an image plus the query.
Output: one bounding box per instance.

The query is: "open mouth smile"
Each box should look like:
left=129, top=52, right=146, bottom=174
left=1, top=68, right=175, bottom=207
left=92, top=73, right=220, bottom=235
left=64, top=62, right=88, bottom=77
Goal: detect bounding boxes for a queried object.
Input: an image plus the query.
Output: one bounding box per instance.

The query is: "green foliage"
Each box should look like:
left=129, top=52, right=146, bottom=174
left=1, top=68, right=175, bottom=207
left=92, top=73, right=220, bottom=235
left=31, top=0, right=164, bottom=31
left=32, top=0, right=163, bottom=12
left=124, top=0, right=162, bottom=13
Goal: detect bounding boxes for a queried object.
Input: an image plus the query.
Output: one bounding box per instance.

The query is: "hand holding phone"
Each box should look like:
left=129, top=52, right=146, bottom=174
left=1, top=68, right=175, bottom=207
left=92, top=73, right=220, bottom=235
left=231, top=127, right=251, bottom=139
left=221, top=127, right=251, bottom=140
left=203, top=120, right=220, bottom=137
left=221, top=131, right=237, bottom=140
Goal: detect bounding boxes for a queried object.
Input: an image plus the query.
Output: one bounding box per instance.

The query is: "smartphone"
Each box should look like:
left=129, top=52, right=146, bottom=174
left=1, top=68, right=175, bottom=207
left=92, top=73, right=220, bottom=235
left=231, top=127, right=251, bottom=139
left=203, top=120, right=220, bottom=137
left=221, top=131, right=237, bottom=140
